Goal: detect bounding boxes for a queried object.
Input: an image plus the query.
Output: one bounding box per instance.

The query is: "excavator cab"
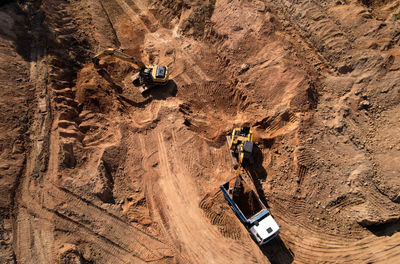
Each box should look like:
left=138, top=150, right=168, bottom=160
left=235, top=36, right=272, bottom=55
left=155, top=66, right=167, bottom=79
left=132, top=65, right=169, bottom=93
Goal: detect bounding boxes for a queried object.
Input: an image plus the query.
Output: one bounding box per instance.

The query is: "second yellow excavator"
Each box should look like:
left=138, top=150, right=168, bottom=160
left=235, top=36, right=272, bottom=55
left=93, top=48, right=169, bottom=94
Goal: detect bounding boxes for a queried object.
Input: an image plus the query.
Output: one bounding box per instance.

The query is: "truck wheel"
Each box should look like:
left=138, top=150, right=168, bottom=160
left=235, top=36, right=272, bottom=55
left=249, top=232, right=259, bottom=245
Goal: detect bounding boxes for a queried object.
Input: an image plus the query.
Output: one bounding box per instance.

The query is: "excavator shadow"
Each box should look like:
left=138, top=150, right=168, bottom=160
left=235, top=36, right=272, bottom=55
left=245, top=144, right=269, bottom=206
left=97, top=66, right=177, bottom=107
left=260, top=235, right=294, bottom=264
left=119, top=80, right=177, bottom=108
left=142, top=79, right=178, bottom=100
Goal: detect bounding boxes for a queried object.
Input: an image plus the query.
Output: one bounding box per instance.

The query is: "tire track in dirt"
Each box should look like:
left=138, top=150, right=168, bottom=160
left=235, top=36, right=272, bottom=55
left=114, top=0, right=152, bottom=33
left=272, top=0, right=351, bottom=64
left=46, top=185, right=172, bottom=262
left=14, top=5, right=54, bottom=262
left=124, top=0, right=158, bottom=31
left=137, top=133, right=186, bottom=262
left=259, top=1, right=400, bottom=261
left=146, top=127, right=265, bottom=263
left=270, top=194, right=400, bottom=263
left=14, top=2, right=170, bottom=262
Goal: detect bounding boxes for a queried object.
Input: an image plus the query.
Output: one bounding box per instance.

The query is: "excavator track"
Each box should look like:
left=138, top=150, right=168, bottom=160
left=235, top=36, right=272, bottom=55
left=226, top=135, right=239, bottom=169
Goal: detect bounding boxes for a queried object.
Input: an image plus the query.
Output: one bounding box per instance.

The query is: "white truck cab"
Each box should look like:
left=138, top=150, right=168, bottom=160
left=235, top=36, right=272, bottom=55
left=220, top=175, right=280, bottom=245
left=249, top=214, right=280, bottom=245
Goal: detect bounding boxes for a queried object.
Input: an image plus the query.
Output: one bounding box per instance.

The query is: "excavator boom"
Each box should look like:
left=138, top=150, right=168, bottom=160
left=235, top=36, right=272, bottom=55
left=93, top=48, right=146, bottom=69
left=228, top=127, right=254, bottom=166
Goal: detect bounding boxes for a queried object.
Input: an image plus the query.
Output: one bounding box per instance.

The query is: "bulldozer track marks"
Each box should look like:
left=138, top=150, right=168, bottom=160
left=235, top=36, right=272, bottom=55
left=326, top=193, right=365, bottom=212
left=13, top=3, right=55, bottom=262
left=78, top=113, right=120, bottom=148
left=296, top=165, right=308, bottom=185
left=199, top=192, right=243, bottom=240
left=124, top=0, right=158, bottom=32
left=277, top=0, right=351, bottom=62
left=269, top=193, right=400, bottom=263
left=265, top=112, right=298, bottom=135
left=255, top=111, right=299, bottom=140
left=7, top=0, right=400, bottom=262
left=295, top=148, right=315, bottom=185
left=48, top=184, right=172, bottom=262
left=152, top=128, right=264, bottom=263
left=114, top=0, right=152, bottom=33
left=12, top=2, right=176, bottom=262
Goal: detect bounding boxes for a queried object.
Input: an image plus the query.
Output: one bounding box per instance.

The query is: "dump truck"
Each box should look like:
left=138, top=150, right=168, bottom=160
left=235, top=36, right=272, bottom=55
left=222, top=127, right=279, bottom=245
left=220, top=171, right=280, bottom=245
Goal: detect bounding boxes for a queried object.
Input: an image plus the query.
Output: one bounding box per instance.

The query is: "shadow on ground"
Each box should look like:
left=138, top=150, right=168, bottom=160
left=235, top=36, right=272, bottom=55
left=119, top=80, right=177, bottom=108
left=245, top=144, right=269, bottom=205
left=365, top=219, right=400, bottom=237
left=142, top=79, right=178, bottom=100
left=260, top=235, right=294, bottom=264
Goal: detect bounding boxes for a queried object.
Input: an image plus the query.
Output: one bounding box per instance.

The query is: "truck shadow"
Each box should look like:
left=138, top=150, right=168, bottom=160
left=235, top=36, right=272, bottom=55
left=259, top=235, right=294, bottom=264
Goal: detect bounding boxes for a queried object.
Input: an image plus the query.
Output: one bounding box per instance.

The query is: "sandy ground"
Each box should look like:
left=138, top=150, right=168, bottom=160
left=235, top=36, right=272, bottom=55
left=1, top=0, right=400, bottom=263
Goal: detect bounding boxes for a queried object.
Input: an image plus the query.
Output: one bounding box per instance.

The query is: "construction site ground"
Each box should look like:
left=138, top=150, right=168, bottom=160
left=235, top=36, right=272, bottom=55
left=1, top=0, right=400, bottom=263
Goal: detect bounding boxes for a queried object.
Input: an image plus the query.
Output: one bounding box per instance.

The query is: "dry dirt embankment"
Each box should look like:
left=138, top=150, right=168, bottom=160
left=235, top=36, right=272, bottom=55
left=0, top=0, right=399, bottom=263
left=0, top=2, right=33, bottom=262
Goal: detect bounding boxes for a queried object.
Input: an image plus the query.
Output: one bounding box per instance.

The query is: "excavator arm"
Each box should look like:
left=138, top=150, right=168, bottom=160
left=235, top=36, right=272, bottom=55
left=93, top=48, right=146, bottom=69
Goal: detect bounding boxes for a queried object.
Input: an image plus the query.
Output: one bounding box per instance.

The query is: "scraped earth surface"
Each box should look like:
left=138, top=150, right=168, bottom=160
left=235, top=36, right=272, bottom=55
left=1, top=0, right=400, bottom=263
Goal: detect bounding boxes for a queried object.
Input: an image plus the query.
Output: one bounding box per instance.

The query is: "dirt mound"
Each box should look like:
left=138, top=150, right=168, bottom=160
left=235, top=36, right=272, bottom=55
left=200, top=190, right=243, bottom=240
left=233, top=183, right=263, bottom=219
left=76, top=65, right=121, bottom=113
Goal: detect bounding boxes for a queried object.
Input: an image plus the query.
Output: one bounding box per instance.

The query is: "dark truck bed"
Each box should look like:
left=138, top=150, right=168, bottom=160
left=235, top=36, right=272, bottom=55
left=221, top=173, right=266, bottom=222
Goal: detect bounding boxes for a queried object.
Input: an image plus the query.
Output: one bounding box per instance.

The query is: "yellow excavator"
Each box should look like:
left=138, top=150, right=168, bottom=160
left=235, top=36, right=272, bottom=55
left=92, top=48, right=169, bottom=94
left=227, top=126, right=254, bottom=168
left=227, top=126, right=255, bottom=198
